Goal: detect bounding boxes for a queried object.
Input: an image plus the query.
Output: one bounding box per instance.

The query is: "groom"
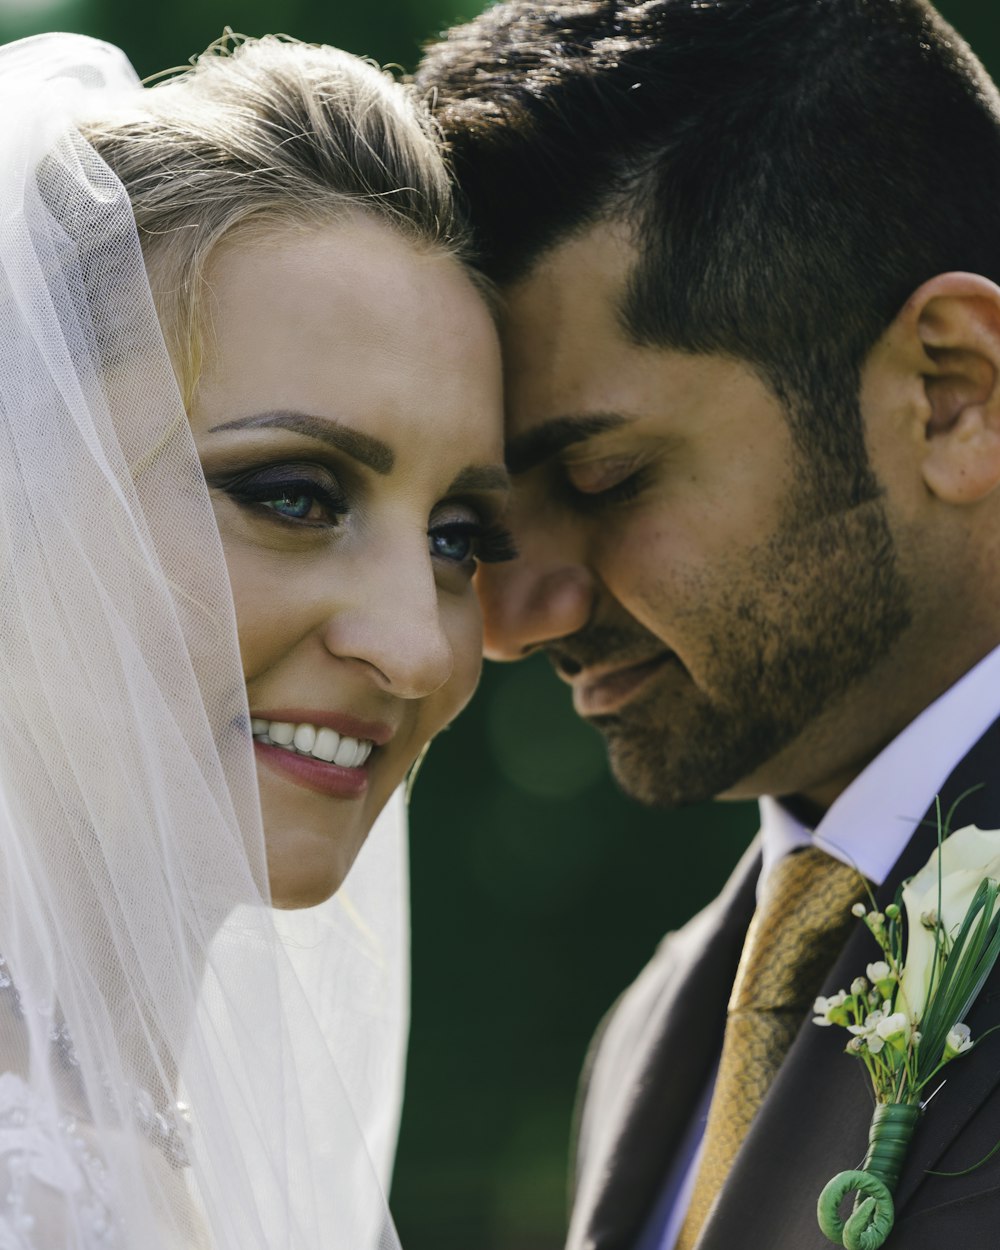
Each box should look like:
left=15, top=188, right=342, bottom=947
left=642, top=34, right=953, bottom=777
left=416, top=1, right=1000, bottom=1247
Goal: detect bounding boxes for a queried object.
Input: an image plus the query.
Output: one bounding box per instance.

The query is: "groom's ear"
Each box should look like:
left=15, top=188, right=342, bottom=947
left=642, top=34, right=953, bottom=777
left=888, top=272, right=1000, bottom=505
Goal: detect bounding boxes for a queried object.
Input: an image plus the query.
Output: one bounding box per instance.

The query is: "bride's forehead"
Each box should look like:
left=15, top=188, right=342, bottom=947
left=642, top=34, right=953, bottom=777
left=205, top=217, right=484, bottom=322
left=206, top=223, right=494, bottom=370
left=189, top=225, right=503, bottom=473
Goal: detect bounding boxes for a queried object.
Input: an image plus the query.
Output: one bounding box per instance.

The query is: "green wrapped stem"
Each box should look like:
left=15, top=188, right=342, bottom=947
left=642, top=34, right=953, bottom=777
left=860, top=1103, right=921, bottom=1194
left=817, top=1103, right=921, bottom=1249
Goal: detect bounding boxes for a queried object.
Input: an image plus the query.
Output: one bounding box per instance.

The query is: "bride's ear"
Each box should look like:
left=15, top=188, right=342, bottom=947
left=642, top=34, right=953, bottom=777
left=904, top=273, right=1000, bottom=504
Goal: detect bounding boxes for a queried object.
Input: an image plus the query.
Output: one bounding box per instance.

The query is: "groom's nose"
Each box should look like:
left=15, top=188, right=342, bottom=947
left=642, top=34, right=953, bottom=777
left=477, top=512, right=594, bottom=660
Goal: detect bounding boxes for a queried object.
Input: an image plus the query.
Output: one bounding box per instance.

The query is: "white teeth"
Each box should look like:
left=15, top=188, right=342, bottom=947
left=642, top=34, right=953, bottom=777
left=333, top=736, right=360, bottom=767
left=312, top=727, right=340, bottom=762
left=251, top=718, right=374, bottom=768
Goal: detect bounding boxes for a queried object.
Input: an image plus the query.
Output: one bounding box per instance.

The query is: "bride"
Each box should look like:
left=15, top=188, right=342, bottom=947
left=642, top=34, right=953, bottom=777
left=0, top=30, right=506, bottom=1249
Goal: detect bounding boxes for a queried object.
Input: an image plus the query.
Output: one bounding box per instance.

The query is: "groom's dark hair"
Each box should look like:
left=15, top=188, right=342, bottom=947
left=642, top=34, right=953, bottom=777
left=416, top=0, right=1000, bottom=500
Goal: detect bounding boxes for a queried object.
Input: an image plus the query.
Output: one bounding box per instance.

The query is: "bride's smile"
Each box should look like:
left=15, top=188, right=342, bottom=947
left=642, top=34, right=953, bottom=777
left=190, top=213, right=508, bottom=906
left=249, top=711, right=389, bottom=799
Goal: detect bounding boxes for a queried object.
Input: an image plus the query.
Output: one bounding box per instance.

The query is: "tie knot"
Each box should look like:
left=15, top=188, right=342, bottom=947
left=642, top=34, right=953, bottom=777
left=730, top=848, right=865, bottom=1014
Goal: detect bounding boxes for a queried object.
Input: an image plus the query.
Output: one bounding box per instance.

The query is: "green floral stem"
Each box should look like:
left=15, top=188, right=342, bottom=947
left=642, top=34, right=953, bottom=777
left=861, top=1102, right=921, bottom=1193
left=817, top=1103, right=922, bottom=1249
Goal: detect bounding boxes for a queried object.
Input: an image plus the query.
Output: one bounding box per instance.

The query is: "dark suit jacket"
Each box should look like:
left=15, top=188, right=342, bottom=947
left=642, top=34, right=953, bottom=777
left=568, top=717, right=1000, bottom=1249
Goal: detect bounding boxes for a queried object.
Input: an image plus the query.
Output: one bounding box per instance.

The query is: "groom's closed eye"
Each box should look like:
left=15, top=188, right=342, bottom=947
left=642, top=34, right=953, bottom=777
left=562, top=452, right=653, bottom=501
left=504, top=412, right=630, bottom=475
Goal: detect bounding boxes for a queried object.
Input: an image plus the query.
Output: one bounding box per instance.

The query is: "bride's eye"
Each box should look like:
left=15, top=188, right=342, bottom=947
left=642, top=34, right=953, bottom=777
left=428, top=512, right=517, bottom=569
left=260, top=490, right=327, bottom=522
left=430, top=525, right=475, bottom=563
left=215, top=463, right=348, bottom=528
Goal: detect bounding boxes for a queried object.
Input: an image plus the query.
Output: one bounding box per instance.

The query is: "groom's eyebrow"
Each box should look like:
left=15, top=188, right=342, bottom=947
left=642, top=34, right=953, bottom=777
left=505, top=413, right=630, bottom=475
left=209, top=411, right=395, bottom=474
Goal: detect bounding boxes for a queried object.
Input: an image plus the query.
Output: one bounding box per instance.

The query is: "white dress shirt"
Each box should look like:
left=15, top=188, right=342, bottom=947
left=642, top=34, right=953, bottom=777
left=641, top=642, right=1000, bottom=1250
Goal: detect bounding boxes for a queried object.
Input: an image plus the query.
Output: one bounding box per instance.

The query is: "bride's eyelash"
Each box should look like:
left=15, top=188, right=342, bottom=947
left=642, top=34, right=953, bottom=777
left=213, top=463, right=519, bottom=561
left=470, top=520, right=519, bottom=564
left=214, top=464, right=348, bottom=526
left=430, top=518, right=519, bottom=564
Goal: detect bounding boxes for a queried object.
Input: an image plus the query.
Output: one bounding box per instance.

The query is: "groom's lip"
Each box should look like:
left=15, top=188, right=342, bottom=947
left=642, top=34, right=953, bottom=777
left=572, top=651, right=677, bottom=716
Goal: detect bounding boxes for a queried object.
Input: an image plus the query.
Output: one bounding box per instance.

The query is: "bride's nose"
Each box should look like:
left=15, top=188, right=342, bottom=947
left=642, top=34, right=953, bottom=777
left=321, top=538, right=454, bottom=699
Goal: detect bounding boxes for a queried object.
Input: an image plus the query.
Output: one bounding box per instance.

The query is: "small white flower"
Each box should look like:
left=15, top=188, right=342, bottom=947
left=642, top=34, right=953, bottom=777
left=944, top=1023, right=973, bottom=1061
left=848, top=1008, right=887, bottom=1053
left=812, top=990, right=849, bottom=1026
left=866, top=961, right=892, bottom=983
left=865, top=1010, right=918, bottom=1054
left=875, top=1011, right=911, bottom=1042
left=852, top=902, right=868, bottom=918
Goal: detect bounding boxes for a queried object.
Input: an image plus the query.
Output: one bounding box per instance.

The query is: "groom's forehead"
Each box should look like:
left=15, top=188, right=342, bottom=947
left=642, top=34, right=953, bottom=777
left=499, top=222, right=636, bottom=354
left=497, top=225, right=646, bottom=444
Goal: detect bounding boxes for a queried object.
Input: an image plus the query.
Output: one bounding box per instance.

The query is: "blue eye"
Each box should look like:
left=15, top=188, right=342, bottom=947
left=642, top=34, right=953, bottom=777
left=217, top=464, right=348, bottom=528
left=263, top=493, right=315, bottom=520
left=430, top=526, right=474, bottom=563
left=428, top=518, right=518, bottom=568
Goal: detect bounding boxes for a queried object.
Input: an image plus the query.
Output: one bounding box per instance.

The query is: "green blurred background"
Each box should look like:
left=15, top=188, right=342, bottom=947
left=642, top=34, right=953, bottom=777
left=1, top=0, right=996, bottom=1246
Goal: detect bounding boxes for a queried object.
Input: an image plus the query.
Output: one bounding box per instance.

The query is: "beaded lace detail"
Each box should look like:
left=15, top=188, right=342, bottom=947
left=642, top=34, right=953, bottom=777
left=0, top=960, right=190, bottom=1172
left=0, top=956, right=192, bottom=1246
left=0, top=1071, right=119, bottom=1248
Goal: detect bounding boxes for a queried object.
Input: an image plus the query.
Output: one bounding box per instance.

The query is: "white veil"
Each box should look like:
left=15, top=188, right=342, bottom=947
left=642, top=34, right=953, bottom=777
left=0, top=32, right=408, bottom=1249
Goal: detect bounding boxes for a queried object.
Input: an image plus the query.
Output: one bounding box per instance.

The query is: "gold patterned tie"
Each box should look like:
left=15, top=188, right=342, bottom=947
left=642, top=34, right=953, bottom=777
left=675, top=847, right=865, bottom=1250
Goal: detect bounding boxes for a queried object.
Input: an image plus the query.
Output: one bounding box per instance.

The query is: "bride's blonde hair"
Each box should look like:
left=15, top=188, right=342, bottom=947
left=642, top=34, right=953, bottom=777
left=82, top=35, right=468, bottom=403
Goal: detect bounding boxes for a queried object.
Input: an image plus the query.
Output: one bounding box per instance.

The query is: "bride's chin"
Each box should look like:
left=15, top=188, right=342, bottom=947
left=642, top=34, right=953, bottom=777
left=264, top=821, right=365, bottom=909
left=253, top=751, right=390, bottom=906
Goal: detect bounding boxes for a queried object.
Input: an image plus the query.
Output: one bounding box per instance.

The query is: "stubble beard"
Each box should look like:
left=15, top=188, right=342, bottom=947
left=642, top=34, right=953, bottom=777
left=587, top=486, right=912, bottom=808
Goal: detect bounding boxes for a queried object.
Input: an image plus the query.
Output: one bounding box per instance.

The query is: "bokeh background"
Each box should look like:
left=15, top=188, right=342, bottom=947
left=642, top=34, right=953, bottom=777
left=1, top=0, right=997, bottom=1247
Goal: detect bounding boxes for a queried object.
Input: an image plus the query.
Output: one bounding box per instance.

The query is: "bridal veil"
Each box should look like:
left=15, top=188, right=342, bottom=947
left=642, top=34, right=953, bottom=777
left=0, top=32, right=407, bottom=1248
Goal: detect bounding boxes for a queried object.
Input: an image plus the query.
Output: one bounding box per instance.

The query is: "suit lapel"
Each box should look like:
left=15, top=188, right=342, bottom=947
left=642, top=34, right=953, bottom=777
left=569, top=839, right=760, bottom=1250
left=699, top=713, right=1000, bottom=1249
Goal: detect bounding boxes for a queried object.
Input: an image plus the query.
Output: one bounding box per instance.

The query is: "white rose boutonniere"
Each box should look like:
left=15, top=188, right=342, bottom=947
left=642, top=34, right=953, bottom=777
left=815, top=820, right=1000, bottom=1250
left=897, top=825, right=1000, bottom=1021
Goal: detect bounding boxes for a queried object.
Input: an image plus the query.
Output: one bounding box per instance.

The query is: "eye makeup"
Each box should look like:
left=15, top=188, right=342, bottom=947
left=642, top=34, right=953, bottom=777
left=206, top=456, right=517, bottom=567
left=428, top=513, right=518, bottom=566
left=208, top=461, right=349, bottom=529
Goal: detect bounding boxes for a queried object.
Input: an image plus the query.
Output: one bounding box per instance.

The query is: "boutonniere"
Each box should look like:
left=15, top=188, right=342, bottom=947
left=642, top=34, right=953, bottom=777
left=813, top=817, right=1000, bottom=1250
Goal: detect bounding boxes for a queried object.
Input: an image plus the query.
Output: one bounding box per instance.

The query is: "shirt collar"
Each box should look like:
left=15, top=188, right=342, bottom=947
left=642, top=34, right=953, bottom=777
left=759, top=643, right=1000, bottom=891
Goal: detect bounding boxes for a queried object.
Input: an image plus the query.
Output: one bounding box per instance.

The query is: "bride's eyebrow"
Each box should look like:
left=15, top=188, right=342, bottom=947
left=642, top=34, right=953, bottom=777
left=446, top=464, right=510, bottom=494
left=208, top=410, right=394, bottom=474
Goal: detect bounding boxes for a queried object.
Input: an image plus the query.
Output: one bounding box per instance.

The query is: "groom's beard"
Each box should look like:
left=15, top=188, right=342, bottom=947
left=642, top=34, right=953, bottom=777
left=546, top=489, right=912, bottom=808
